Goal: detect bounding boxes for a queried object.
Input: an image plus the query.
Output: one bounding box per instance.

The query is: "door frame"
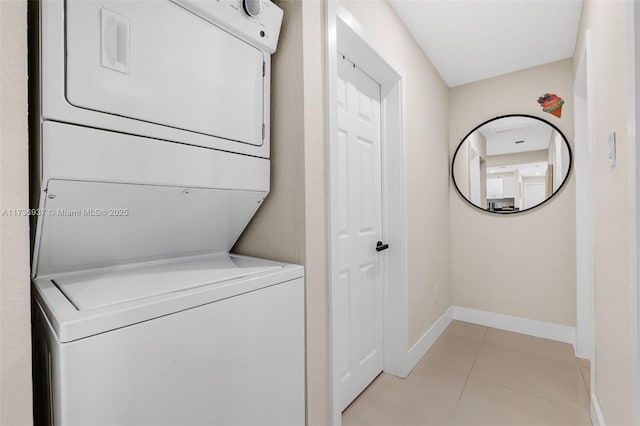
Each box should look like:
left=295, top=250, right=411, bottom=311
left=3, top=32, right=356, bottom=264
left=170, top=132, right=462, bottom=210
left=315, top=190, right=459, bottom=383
left=573, top=29, right=594, bottom=366
left=468, top=145, right=481, bottom=206
left=326, top=3, right=408, bottom=425
left=629, top=1, right=640, bottom=424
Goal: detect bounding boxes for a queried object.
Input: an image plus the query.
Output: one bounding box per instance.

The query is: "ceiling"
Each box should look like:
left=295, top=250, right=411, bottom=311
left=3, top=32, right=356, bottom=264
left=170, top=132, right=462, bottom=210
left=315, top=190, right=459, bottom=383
left=488, top=162, right=548, bottom=177
left=480, top=116, right=552, bottom=156
left=388, top=0, right=584, bottom=87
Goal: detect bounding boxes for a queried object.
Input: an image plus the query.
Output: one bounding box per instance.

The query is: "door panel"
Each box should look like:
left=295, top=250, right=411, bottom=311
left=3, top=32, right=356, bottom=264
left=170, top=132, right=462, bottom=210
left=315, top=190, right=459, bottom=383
left=65, top=0, right=264, bottom=146
left=336, top=53, right=383, bottom=411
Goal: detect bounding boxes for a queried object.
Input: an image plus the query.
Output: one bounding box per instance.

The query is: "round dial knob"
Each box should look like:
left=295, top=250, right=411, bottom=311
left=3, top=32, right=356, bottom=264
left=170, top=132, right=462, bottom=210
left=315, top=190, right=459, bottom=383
left=242, top=0, right=262, bottom=17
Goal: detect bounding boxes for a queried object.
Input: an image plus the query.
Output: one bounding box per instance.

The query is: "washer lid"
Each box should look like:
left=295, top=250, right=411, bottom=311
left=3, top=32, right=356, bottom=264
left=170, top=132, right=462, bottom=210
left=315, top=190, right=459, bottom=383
left=52, top=254, right=282, bottom=311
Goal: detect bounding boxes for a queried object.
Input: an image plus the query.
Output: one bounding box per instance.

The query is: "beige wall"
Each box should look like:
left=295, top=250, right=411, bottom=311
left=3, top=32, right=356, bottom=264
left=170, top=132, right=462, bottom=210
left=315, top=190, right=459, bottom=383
left=341, top=0, right=451, bottom=347
left=450, top=58, right=577, bottom=327
left=574, top=1, right=634, bottom=424
left=236, top=0, right=451, bottom=422
left=486, top=149, right=548, bottom=167
left=8, top=2, right=637, bottom=426
left=234, top=0, right=306, bottom=265
left=0, top=0, right=33, bottom=424
left=233, top=1, right=329, bottom=425
left=300, top=1, right=329, bottom=424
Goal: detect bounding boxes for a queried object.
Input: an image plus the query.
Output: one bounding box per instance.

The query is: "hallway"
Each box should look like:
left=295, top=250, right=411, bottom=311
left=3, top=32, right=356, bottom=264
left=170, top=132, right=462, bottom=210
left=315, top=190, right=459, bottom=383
left=1, top=0, right=639, bottom=424
left=343, top=321, right=591, bottom=426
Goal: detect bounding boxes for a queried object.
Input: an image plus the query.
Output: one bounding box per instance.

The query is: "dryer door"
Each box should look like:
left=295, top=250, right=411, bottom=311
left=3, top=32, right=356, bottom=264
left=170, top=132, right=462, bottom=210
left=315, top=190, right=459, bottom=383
left=65, top=0, right=264, bottom=147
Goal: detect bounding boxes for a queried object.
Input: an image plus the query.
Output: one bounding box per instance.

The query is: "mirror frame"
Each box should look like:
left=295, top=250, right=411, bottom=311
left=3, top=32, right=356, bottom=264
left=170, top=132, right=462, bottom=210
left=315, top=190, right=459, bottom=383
left=451, top=114, right=573, bottom=215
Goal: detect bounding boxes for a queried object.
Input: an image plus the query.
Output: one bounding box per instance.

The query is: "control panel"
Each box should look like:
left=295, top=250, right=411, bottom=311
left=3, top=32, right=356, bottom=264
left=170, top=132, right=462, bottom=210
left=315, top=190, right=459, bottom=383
left=172, top=0, right=283, bottom=54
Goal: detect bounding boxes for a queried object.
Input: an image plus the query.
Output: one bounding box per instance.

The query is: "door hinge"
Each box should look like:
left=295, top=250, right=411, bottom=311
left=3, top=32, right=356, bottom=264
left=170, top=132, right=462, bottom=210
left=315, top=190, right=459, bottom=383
left=262, top=61, right=266, bottom=77
left=262, top=123, right=265, bottom=140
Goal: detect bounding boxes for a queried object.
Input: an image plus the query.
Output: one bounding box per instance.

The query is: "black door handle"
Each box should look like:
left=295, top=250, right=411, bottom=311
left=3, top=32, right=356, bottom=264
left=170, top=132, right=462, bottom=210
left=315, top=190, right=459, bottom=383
left=376, top=241, right=389, bottom=252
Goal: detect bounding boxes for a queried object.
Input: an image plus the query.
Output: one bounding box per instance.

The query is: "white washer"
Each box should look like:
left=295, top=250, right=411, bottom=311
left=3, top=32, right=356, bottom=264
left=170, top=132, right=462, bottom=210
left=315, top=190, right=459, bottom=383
left=31, top=1, right=304, bottom=424
left=33, top=254, right=304, bottom=426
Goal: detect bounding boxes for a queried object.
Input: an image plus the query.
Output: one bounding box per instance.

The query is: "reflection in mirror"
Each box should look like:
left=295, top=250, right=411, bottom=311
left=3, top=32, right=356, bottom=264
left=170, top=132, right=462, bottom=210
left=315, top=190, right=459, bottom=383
left=452, top=115, right=571, bottom=214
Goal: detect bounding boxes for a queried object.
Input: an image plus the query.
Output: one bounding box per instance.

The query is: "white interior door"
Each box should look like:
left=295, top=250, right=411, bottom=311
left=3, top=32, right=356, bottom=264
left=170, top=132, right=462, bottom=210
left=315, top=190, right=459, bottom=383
left=335, top=53, right=384, bottom=411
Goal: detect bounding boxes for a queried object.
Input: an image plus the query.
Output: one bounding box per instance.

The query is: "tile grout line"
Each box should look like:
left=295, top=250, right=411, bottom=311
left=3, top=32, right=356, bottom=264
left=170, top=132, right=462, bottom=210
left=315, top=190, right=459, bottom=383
left=345, top=326, right=590, bottom=426
left=468, top=327, right=591, bottom=412
left=449, top=326, right=490, bottom=418
left=578, top=365, right=590, bottom=397
left=467, top=375, right=592, bottom=414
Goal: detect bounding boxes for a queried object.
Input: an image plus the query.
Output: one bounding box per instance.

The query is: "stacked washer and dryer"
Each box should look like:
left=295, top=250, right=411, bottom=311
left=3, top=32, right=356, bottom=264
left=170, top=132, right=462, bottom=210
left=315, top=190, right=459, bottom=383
left=31, top=1, right=304, bottom=424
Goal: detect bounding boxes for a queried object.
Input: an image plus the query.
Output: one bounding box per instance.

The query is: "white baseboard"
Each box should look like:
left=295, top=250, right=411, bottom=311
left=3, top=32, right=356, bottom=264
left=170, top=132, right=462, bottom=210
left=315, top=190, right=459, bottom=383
left=405, top=306, right=453, bottom=374
left=402, top=306, right=577, bottom=381
left=452, top=306, right=576, bottom=345
left=591, top=393, right=606, bottom=426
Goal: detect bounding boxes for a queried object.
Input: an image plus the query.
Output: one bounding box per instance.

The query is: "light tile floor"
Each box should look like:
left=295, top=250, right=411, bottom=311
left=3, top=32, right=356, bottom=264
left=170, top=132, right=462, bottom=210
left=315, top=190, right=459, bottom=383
left=342, top=321, right=591, bottom=426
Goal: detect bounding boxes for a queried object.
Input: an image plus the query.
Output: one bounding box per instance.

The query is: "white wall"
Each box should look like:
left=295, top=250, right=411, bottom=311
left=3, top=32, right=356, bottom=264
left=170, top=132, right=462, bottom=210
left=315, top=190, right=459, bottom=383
left=450, top=58, right=577, bottom=327
left=0, top=0, right=33, bottom=424
left=574, top=2, right=635, bottom=424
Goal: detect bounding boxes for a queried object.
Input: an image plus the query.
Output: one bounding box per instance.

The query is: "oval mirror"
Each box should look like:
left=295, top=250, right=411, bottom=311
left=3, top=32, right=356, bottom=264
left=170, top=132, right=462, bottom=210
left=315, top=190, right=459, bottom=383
left=452, top=114, right=572, bottom=214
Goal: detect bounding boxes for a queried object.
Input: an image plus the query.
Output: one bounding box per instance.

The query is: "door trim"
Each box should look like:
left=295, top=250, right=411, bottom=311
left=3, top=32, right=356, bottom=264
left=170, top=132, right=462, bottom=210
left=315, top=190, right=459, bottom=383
left=573, top=29, right=594, bottom=364
left=628, top=2, right=640, bottom=424
left=574, top=30, right=598, bottom=423
left=326, top=3, right=408, bottom=425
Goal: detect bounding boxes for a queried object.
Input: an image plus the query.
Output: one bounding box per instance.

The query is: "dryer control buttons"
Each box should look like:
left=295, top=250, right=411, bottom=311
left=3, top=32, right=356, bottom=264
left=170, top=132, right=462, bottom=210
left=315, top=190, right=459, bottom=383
left=243, top=0, right=262, bottom=17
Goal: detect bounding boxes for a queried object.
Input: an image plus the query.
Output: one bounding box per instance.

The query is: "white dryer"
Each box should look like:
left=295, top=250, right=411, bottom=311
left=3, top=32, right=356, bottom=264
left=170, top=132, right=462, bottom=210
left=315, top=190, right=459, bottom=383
left=30, top=1, right=304, bottom=425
